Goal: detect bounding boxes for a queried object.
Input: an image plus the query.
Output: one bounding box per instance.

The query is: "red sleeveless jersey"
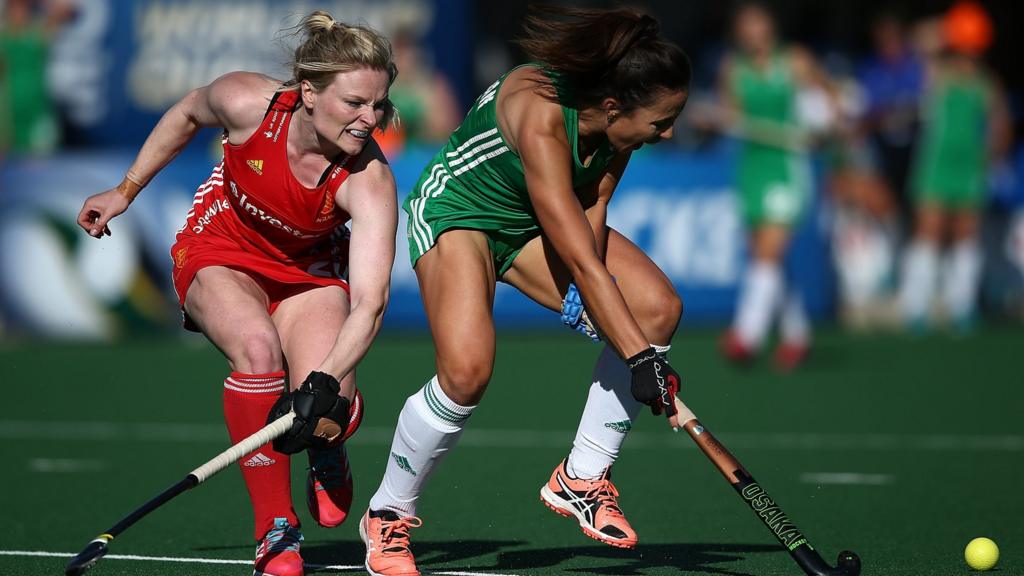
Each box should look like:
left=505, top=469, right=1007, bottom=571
left=171, top=90, right=358, bottom=329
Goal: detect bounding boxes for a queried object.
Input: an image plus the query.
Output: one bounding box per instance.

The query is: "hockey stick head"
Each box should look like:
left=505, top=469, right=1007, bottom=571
left=831, top=550, right=861, bottom=576
left=65, top=536, right=111, bottom=576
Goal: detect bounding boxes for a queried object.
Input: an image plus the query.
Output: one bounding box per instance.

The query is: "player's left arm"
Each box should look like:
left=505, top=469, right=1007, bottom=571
left=315, top=140, right=398, bottom=386
left=581, top=152, right=631, bottom=260
left=561, top=153, right=631, bottom=341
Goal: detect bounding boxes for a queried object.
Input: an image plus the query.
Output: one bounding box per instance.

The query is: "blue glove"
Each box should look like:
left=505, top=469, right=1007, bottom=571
left=561, top=282, right=602, bottom=342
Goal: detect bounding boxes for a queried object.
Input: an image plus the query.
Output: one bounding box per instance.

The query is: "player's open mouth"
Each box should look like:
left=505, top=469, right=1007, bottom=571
left=346, top=128, right=370, bottom=139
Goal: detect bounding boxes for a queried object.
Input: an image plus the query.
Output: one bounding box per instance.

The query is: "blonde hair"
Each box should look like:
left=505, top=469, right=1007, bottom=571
left=285, top=11, right=398, bottom=130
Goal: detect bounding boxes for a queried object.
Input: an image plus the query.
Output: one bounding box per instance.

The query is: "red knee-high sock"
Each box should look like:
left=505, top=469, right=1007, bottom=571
left=223, top=371, right=298, bottom=540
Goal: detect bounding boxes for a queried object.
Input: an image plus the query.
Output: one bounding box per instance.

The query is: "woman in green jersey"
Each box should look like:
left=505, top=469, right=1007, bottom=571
left=360, top=7, right=691, bottom=574
left=715, top=2, right=834, bottom=370
left=897, top=1, right=1011, bottom=331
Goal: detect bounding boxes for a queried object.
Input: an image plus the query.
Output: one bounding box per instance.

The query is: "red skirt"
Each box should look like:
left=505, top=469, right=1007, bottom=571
left=170, top=234, right=349, bottom=332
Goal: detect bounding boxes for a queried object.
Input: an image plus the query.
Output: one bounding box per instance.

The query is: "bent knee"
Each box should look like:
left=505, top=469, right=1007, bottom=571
left=636, top=288, right=682, bottom=344
left=232, top=332, right=283, bottom=375
left=437, top=359, right=492, bottom=406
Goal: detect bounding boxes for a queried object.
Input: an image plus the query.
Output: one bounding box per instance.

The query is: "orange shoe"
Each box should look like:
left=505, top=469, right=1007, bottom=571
left=307, top=442, right=353, bottom=528
left=253, top=517, right=304, bottom=576
left=540, top=459, right=638, bottom=549
left=359, top=509, right=423, bottom=576
left=719, top=330, right=755, bottom=365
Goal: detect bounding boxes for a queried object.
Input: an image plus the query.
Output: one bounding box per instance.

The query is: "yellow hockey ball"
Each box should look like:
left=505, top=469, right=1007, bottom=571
left=965, top=537, right=999, bottom=571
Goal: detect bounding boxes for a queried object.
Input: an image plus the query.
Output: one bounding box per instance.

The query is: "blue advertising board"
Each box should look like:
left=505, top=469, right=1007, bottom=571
left=0, top=141, right=834, bottom=338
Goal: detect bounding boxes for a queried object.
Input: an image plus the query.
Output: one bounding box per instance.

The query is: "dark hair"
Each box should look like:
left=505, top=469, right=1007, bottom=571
left=516, top=5, right=691, bottom=110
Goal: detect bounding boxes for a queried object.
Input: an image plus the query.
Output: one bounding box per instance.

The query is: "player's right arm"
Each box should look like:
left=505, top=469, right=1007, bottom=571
left=77, top=72, right=274, bottom=238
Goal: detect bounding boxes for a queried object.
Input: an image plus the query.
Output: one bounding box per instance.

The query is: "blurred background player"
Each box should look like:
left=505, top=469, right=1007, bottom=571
left=359, top=6, right=689, bottom=575
left=372, top=26, right=461, bottom=159
left=897, top=1, right=1012, bottom=333
left=0, top=0, right=74, bottom=155
left=858, top=9, right=926, bottom=235
left=75, top=11, right=398, bottom=576
left=713, top=2, right=837, bottom=369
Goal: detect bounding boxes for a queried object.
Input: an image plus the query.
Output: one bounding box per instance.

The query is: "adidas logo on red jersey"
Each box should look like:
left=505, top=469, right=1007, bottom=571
left=247, top=159, right=264, bottom=175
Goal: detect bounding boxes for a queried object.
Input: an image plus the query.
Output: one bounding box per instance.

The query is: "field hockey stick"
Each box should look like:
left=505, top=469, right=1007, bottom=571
left=64, top=411, right=297, bottom=576
left=671, top=397, right=861, bottom=576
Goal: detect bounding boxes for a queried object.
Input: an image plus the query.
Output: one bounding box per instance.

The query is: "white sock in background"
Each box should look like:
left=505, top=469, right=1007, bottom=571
left=779, top=289, right=810, bottom=346
left=734, top=261, right=782, bottom=349
left=940, top=239, right=982, bottom=322
left=367, top=376, right=474, bottom=517
left=565, top=345, right=662, bottom=480
left=898, top=241, right=939, bottom=322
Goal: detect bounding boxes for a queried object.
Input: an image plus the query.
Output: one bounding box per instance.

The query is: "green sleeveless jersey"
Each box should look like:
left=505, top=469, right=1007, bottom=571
left=405, top=64, right=616, bottom=274
left=912, top=69, right=993, bottom=207
left=729, top=51, right=809, bottom=225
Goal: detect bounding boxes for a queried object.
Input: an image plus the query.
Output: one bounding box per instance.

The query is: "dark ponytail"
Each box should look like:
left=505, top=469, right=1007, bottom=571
left=516, top=5, right=691, bottom=110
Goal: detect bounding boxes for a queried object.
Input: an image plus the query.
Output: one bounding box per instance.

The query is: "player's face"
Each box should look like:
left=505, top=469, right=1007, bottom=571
left=309, top=67, right=391, bottom=156
left=735, top=5, right=775, bottom=53
left=605, top=89, right=688, bottom=153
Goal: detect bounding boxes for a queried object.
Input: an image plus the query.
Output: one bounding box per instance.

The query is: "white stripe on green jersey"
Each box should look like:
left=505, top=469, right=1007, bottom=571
left=404, top=63, right=617, bottom=273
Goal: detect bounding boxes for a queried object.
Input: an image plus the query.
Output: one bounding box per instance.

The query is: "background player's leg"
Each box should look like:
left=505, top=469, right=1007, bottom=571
left=941, top=209, right=982, bottom=329
left=505, top=228, right=681, bottom=478
left=368, top=229, right=495, bottom=517
left=183, top=266, right=298, bottom=568
left=898, top=204, right=944, bottom=327
left=728, top=224, right=790, bottom=354
left=273, top=284, right=355, bottom=528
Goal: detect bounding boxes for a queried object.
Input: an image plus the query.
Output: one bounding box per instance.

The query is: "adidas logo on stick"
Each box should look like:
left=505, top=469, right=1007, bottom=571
left=243, top=452, right=276, bottom=467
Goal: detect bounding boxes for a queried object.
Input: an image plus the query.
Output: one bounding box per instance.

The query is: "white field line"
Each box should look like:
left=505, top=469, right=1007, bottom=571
left=2, top=420, right=1024, bottom=451
left=799, top=472, right=895, bottom=485
left=0, top=550, right=520, bottom=576
left=28, top=458, right=105, bottom=473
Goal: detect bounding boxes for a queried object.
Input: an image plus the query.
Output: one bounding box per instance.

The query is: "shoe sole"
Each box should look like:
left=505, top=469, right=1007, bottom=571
left=539, top=485, right=637, bottom=549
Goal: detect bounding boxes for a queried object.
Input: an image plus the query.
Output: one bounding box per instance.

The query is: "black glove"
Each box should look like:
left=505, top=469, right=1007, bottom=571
left=627, top=348, right=681, bottom=417
left=267, top=371, right=351, bottom=454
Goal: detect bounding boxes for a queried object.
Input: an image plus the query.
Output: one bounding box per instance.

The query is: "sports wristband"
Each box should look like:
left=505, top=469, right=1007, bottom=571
left=117, top=172, right=145, bottom=203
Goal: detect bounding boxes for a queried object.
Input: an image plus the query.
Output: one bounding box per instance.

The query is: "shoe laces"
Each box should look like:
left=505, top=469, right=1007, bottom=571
left=585, top=478, right=624, bottom=517
left=379, top=516, right=423, bottom=555
left=309, top=444, right=347, bottom=489
left=257, top=519, right=303, bottom=557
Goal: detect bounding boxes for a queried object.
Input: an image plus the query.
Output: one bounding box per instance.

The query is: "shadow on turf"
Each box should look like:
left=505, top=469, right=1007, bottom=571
left=201, top=540, right=779, bottom=575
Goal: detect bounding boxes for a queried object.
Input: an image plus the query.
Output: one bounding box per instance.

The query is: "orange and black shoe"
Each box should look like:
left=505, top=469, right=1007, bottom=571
left=253, top=517, right=304, bottom=576
left=540, top=459, right=638, bottom=549
left=306, top=442, right=353, bottom=528
left=359, top=509, right=423, bottom=576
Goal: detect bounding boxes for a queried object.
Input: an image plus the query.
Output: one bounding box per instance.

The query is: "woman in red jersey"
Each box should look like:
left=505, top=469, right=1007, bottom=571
left=76, top=12, right=397, bottom=576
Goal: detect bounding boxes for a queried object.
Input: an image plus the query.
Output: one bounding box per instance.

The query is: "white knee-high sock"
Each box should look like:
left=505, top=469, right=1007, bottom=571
left=368, top=376, right=474, bottom=517
left=565, top=343, right=670, bottom=480
left=899, top=241, right=939, bottom=322
left=779, top=289, right=810, bottom=345
left=734, top=262, right=782, bottom=349
left=940, top=239, right=982, bottom=321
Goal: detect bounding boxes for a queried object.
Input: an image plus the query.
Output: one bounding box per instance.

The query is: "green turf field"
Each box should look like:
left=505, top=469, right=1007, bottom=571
left=2, top=328, right=1022, bottom=575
